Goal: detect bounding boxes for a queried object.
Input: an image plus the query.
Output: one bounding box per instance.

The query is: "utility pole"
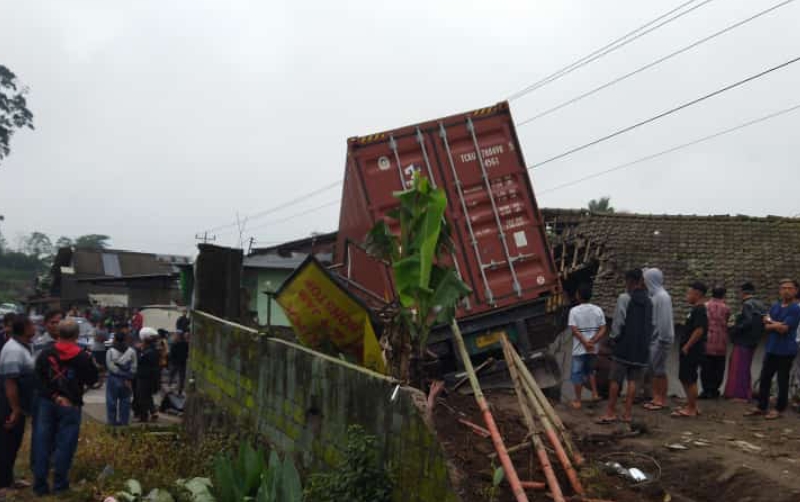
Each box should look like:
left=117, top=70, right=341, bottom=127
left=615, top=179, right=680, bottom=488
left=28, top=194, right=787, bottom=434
left=194, top=232, right=216, bottom=244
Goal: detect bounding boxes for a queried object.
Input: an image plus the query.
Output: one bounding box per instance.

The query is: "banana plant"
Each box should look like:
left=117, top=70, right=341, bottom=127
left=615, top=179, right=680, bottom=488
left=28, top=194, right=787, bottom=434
left=212, top=441, right=302, bottom=502
left=365, top=173, right=471, bottom=381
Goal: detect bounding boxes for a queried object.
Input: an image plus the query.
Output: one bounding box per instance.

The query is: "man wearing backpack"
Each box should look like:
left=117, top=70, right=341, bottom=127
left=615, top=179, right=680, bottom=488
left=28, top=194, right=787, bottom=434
left=32, top=319, right=98, bottom=496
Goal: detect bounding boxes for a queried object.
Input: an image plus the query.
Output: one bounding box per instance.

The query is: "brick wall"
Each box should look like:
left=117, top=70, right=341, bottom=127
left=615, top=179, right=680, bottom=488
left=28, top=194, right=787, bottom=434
left=185, top=311, right=460, bottom=502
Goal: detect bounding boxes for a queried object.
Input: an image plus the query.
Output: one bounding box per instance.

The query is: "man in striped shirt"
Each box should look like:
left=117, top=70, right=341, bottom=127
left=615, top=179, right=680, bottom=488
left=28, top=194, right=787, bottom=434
left=568, top=283, right=607, bottom=409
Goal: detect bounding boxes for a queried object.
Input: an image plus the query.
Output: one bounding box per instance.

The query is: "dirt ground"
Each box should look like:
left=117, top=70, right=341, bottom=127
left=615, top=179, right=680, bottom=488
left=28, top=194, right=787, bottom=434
left=433, top=390, right=800, bottom=502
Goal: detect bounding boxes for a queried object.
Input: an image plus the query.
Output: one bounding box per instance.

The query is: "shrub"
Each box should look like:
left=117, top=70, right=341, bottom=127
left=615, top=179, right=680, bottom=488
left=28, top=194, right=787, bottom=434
left=304, top=425, right=393, bottom=502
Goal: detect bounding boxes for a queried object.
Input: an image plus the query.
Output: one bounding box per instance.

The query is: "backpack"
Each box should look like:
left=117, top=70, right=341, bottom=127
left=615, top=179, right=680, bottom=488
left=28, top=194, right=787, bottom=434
left=41, top=349, right=78, bottom=401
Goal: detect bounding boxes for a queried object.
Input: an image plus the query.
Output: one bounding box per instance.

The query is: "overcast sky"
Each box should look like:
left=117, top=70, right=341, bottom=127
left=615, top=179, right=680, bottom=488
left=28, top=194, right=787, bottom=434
left=1, top=0, right=798, bottom=256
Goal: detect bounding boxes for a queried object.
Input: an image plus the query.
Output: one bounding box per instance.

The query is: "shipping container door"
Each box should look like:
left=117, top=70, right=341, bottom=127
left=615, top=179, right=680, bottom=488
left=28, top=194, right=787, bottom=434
left=351, top=131, right=474, bottom=307
left=430, top=113, right=554, bottom=310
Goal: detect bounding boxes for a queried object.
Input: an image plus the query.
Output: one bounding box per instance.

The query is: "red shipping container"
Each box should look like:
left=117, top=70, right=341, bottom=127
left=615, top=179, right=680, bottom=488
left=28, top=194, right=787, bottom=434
left=335, top=102, right=559, bottom=326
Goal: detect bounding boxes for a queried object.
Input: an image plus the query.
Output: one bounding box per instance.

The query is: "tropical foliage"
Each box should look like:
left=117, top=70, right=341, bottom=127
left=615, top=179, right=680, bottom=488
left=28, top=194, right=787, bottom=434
left=0, top=64, right=34, bottom=163
left=365, top=173, right=471, bottom=380
left=587, top=196, right=614, bottom=213
left=213, top=442, right=302, bottom=502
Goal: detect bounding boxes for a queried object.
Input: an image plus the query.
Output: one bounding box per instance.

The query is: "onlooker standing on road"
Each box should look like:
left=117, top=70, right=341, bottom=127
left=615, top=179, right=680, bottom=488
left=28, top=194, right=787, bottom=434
left=130, top=309, right=143, bottom=339
left=91, top=322, right=109, bottom=373
left=32, top=319, right=98, bottom=495
left=568, top=284, right=606, bottom=409
left=0, top=313, right=15, bottom=349
left=725, top=283, right=766, bottom=401
left=643, top=268, right=675, bottom=411
left=0, top=315, right=36, bottom=494
left=134, top=328, right=160, bottom=422
left=176, top=309, right=190, bottom=335
left=747, top=279, right=800, bottom=420
left=672, top=282, right=709, bottom=418
left=700, top=286, right=731, bottom=399
left=169, top=332, right=189, bottom=395
left=597, top=269, right=653, bottom=425
left=106, top=332, right=137, bottom=426
left=32, top=310, right=62, bottom=356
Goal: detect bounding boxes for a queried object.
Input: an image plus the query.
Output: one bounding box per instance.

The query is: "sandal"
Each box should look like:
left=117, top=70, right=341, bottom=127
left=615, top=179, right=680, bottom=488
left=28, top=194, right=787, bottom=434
left=765, top=410, right=782, bottom=420
left=595, top=416, right=618, bottom=425
left=671, top=409, right=698, bottom=418
left=643, top=402, right=667, bottom=411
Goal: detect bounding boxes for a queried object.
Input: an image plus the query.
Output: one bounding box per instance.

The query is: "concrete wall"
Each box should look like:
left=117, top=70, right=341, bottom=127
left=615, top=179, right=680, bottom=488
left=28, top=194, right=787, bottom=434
left=185, top=311, right=459, bottom=502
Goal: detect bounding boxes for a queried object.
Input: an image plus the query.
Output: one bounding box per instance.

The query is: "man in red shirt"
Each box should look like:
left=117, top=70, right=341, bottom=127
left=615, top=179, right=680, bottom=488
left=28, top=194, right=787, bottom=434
left=701, top=286, right=731, bottom=399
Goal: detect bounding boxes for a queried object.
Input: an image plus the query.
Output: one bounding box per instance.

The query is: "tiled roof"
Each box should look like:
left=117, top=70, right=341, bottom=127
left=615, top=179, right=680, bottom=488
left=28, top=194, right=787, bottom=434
left=544, top=210, right=800, bottom=323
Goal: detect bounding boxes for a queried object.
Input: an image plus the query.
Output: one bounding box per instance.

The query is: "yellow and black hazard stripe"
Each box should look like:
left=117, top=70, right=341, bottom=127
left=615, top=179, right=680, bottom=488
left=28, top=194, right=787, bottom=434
left=348, top=132, right=387, bottom=145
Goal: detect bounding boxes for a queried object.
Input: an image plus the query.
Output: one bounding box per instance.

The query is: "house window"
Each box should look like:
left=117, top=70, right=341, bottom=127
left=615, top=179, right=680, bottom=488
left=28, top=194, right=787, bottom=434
left=102, top=253, right=122, bottom=277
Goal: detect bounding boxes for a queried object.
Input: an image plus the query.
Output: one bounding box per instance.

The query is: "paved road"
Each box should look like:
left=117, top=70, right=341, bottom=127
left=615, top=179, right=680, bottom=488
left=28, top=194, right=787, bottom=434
left=83, top=382, right=182, bottom=426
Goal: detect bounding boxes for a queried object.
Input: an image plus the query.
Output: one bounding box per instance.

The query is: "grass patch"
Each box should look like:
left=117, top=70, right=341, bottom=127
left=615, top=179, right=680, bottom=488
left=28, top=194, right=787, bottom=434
left=11, top=418, right=235, bottom=501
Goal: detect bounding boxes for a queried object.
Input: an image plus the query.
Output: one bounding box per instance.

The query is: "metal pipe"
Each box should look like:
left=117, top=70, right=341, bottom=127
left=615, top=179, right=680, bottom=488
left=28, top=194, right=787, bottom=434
left=466, top=117, right=521, bottom=297
left=440, top=122, right=494, bottom=305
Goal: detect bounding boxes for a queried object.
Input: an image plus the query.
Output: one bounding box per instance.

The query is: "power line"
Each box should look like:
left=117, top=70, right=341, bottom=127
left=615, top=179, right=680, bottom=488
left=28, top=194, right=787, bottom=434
left=196, top=0, right=716, bottom=237
left=202, top=179, right=342, bottom=234
left=216, top=104, right=800, bottom=239
left=516, top=0, right=797, bottom=127
left=528, top=54, right=800, bottom=169
left=245, top=199, right=340, bottom=234
left=536, top=103, right=800, bottom=195
left=507, top=0, right=715, bottom=101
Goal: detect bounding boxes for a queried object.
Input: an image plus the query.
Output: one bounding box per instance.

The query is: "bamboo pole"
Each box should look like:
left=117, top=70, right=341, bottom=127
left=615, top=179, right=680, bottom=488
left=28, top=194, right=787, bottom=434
left=501, top=337, right=565, bottom=502
left=501, top=336, right=585, bottom=495
left=520, top=481, right=547, bottom=491
left=450, top=320, right=529, bottom=502
left=508, top=343, right=585, bottom=466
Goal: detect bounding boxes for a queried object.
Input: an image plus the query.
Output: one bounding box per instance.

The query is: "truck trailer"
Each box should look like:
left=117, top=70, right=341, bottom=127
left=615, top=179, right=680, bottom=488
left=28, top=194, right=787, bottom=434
left=332, top=101, right=565, bottom=389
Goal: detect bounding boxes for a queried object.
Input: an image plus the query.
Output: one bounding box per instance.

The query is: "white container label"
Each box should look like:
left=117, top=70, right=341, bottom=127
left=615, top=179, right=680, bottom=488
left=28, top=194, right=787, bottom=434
left=514, top=231, right=528, bottom=248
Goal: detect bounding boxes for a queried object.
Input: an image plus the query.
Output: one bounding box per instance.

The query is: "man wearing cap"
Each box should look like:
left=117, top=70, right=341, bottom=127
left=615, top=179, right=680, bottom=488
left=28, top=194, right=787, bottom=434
left=672, top=282, right=708, bottom=418
left=134, top=328, right=161, bottom=422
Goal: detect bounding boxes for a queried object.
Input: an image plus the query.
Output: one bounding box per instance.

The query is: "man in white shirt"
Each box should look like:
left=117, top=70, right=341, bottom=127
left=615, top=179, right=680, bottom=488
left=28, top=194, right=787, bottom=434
left=568, top=284, right=607, bottom=409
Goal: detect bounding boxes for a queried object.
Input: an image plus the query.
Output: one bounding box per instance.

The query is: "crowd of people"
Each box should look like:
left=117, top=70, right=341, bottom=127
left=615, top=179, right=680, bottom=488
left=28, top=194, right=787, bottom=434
left=566, top=268, right=800, bottom=424
left=0, top=308, right=191, bottom=497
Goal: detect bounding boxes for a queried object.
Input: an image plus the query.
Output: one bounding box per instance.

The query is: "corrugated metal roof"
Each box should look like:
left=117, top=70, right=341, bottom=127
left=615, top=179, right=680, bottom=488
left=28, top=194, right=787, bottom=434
left=243, top=253, right=332, bottom=270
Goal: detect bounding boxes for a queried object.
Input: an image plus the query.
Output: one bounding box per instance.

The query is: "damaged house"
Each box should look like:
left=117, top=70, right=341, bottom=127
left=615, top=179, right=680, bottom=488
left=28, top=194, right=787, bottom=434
left=544, top=208, right=800, bottom=394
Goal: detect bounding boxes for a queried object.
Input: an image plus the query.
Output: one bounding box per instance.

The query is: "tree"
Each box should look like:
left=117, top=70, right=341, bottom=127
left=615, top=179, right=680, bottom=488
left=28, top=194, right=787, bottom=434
left=74, top=234, right=111, bottom=249
left=22, top=231, right=53, bottom=260
left=587, top=196, right=614, bottom=214
left=0, top=65, right=34, bottom=163
left=55, top=236, right=74, bottom=249
left=365, top=173, right=471, bottom=381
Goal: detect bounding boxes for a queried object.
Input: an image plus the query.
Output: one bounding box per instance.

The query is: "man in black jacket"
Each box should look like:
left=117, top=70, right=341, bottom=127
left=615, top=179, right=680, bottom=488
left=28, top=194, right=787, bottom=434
left=597, top=269, right=653, bottom=425
left=134, top=328, right=161, bottom=422
left=32, top=319, right=98, bottom=495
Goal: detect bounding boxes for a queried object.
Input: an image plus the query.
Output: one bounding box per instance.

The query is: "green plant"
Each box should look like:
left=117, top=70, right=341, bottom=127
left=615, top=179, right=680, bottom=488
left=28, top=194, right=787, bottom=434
left=365, top=173, right=471, bottom=380
left=304, top=425, right=393, bottom=502
left=488, top=466, right=505, bottom=502
left=212, top=441, right=302, bottom=502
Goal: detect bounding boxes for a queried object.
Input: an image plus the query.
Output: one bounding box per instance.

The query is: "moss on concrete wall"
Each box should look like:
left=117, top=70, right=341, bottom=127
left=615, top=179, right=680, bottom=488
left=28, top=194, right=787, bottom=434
left=185, top=311, right=460, bottom=502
